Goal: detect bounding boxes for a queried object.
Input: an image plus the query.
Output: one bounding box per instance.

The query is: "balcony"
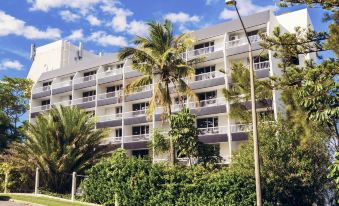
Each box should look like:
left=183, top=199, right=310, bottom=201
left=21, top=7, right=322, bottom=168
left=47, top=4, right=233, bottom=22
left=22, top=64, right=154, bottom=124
left=125, top=84, right=152, bottom=102
left=124, top=110, right=148, bottom=125
left=189, top=71, right=225, bottom=90
left=72, top=96, right=96, bottom=109
left=124, top=134, right=150, bottom=143
left=170, top=98, right=227, bottom=115
left=51, top=80, right=72, bottom=94
left=30, top=104, right=51, bottom=118
left=96, top=113, right=122, bottom=128
left=225, top=34, right=261, bottom=49
left=254, top=61, right=270, bottom=71
left=97, top=91, right=122, bottom=106
left=100, top=136, right=122, bottom=145
left=184, top=45, right=224, bottom=61
left=32, top=85, right=51, bottom=99
left=53, top=100, right=71, bottom=107
left=97, top=69, right=123, bottom=85
left=198, top=126, right=228, bottom=144
left=125, top=66, right=142, bottom=79
left=230, top=123, right=252, bottom=133
left=73, top=75, right=96, bottom=90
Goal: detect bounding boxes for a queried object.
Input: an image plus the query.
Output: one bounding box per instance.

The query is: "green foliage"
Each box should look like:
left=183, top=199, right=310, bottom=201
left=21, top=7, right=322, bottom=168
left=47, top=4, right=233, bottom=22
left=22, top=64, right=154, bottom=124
left=6, top=105, right=109, bottom=193
left=230, top=121, right=333, bottom=205
left=329, top=152, right=339, bottom=203
left=0, top=77, right=33, bottom=151
left=150, top=129, right=169, bottom=155
left=221, top=63, right=273, bottom=123
left=82, top=149, right=256, bottom=206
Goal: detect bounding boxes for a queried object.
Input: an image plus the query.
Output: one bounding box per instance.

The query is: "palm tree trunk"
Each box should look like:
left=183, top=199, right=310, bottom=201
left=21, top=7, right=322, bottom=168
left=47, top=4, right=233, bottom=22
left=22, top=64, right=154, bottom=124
left=166, top=83, right=175, bottom=166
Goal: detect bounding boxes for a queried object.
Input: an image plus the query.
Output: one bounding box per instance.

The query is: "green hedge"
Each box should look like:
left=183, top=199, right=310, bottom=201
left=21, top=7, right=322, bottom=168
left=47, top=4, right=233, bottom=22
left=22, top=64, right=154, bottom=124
left=81, top=149, right=255, bottom=206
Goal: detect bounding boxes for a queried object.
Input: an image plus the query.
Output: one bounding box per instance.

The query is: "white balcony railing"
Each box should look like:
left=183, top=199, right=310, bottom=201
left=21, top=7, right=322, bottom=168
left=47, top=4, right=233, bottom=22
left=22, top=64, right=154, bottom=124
left=97, top=113, right=122, bottom=122
left=230, top=123, right=252, bottom=133
left=32, top=85, right=51, bottom=94
left=97, top=69, right=122, bottom=79
left=127, top=84, right=152, bottom=95
left=53, top=100, right=71, bottom=107
left=52, top=80, right=72, bottom=89
left=225, top=34, right=261, bottom=49
left=98, top=91, right=122, bottom=100
left=100, top=136, right=122, bottom=145
left=198, top=126, right=228, bottom=135
left=72, top=96, right=96, bottom=105
left=73, top=74, right=96, bottom=84
left=31, top=104, right=51, bottom=113
left=124, top=109, right=148, bottom=118
left=170, top=98, right=226, bottom=112
left=124, top=134, right=150, bottom=143
left=254, top=61, right=270, bottom=70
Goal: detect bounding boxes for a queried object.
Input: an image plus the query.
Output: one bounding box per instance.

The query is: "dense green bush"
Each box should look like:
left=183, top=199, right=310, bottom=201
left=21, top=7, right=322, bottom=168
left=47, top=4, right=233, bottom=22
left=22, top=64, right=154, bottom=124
left=82, top=149, right=256, bottom=206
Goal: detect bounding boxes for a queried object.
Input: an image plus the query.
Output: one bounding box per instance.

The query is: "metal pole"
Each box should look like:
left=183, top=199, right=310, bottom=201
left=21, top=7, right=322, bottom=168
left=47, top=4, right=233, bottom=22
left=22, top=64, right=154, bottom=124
left=4, top=172, right=8, bottom=193
left=34, top=167, right=39, bottom=195
left=71, top=172, right=76, bottom=201
left=232, top=2, right=262, bottom=206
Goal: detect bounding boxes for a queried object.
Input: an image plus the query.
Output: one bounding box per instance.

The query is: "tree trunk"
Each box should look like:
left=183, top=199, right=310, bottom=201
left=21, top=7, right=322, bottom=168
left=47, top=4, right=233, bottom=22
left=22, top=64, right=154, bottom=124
left=166, top=83, right=175, bottom=166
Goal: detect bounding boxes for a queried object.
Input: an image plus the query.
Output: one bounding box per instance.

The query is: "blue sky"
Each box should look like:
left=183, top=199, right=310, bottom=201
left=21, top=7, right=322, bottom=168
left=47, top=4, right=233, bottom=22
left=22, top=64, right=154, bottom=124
left=0, top=0, right=331, bottom=79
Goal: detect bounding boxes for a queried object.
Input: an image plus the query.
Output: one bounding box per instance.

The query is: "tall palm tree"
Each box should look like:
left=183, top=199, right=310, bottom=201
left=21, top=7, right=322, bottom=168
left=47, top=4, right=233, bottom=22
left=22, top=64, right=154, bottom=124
left=8, top=106, right=109, bottom=193
left=118, top=20, right=199, bottom=165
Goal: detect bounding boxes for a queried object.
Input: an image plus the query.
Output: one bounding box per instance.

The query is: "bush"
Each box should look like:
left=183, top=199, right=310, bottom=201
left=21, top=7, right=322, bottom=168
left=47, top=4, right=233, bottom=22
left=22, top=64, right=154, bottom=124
left=82, top=149, right=256, bottom=206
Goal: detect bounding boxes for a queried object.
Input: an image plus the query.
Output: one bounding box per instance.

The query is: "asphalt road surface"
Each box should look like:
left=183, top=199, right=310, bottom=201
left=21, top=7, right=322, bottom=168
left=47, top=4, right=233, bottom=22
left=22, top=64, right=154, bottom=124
left=0, top=201, right=28, bottom=206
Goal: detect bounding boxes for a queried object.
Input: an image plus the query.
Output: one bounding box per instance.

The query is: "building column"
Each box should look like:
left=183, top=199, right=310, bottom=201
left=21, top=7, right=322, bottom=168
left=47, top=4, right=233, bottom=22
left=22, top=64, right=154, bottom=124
left=121, top=59, right=128, bottom=150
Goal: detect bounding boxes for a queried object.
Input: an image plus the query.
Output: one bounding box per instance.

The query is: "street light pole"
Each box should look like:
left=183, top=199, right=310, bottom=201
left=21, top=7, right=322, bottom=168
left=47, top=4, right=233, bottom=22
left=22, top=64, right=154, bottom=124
left=225, top=1, right=262, bottom=205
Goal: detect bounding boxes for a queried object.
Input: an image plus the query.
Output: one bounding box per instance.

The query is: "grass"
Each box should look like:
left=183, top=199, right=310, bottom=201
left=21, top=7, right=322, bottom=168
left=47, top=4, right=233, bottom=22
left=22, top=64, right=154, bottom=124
left=0, top=194, right=98, bottom=206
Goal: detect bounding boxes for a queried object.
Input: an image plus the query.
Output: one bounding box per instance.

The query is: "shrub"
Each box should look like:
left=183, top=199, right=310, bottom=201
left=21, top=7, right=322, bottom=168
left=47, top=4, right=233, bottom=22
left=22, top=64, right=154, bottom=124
left=82, top=149, right=256, bottom=206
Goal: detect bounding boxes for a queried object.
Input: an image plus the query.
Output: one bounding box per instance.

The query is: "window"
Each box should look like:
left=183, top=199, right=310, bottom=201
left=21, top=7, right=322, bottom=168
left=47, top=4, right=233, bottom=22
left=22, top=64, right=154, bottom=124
left=174, top=96, right=187, bottom=104
left=132, top=149, right=149, bottom=158
left=69, top=95, right=72, bottom=100
left=194, top=41, right=214, bottom=50
left=84, top=71, right=96, bottom=76
left=116, top=107, right=122, bottom=117
left=253, top=55, right=269, bottom=63
left=197, top=91, right=217, bottom=101
left=42, top=81, right=52, bottom=91
left=246, top=30, right=259, bottom=37
left=117, top=63, right=124, bottom=69
left=195, top=65, right=216, bottom=81
left=197, top=117, right=218, bottom=128
left=106, top=84, right=123, bottom=93
left=83, top=90, right=96, bottom=102
left=115, top=128, right=122, bottom=137
left=132, top=125, right=149, bottom=135
left=290, top=56, right=299, bottom=65
left=132, top=102, right=148, bottom=116
left=41, top=100, right=50, bottom=106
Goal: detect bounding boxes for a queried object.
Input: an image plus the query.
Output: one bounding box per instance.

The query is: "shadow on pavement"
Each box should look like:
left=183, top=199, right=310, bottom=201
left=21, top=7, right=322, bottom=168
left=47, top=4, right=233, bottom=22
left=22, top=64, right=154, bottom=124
left=0, top=196, right=10, bottom=201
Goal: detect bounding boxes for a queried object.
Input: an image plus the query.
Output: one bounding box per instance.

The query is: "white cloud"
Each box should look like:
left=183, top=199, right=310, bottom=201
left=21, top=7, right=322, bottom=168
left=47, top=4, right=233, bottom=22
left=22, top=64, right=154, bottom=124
left=27, top=0, right=103, bottom=13
left=127, top=20, right=148, bottom=36
left=164, top=12, right=200, bottom=24
left=67, top=29, right=84, bottom=40
left=59, top=10, right=80, bottom=22
left=219, top=0, right=274, bottom=20
left=86, top=15, right=101, bottom=26
left=0, top=10, right=61, bottom=40
left=88, top=31, right=128, bottom=47
left=205, top=0, right=220, bottom=5
left=101, top=3, right=133, bottom=32
left=0, top=59, right=24, bottom=71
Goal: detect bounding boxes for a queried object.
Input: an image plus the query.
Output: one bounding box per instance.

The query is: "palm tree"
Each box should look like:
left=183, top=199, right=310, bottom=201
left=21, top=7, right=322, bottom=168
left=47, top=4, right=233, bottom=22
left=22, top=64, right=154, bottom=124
left=222, top=63, right=273, bottom=123
left=118, top=20, right=199, bottom=165
left=8, top=105, right=109, bottom=193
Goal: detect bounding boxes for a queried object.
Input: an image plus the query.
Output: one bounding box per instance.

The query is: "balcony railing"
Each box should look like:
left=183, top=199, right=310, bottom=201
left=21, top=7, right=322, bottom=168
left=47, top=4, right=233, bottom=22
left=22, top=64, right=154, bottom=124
left=73, top=74, right=96, bottom=84
left=32, top=85, right=51, bottom=94
left=170, top=98, right=226, bottom=112
left=97, top=69, right=122, bottom=79
left=52, top=80, right=72, bottom=89
left=127, top=84, right=152, bottom=94
left=98, top=91, right=122, bottom=100
left=72, top=96, right=96, bottom=105
left=225, top=34, right=261, bottom=48
left=101, top=136, right=122, bottom=145
left=53, top=100, right=71, bottom=107
left=198, top=126, right=228, bottom=135
left=97, top=113, right=122, bottom=122
left=31, top=104, right=51, bottom=113
left=230, top=123, right=252, bottom=133
left=124, top=134, right=150, bottom=143
left=254, top=61, right=270, bottom=70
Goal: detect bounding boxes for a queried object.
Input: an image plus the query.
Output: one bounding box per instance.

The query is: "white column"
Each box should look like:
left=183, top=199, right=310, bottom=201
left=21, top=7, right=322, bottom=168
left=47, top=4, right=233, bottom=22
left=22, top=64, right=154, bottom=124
left=121, top=59, right=128, bottom=149
left=223, top=32, right=233, bottom=162
left=94, top=67, right=99, bottom=130
left=34, top=167, right=39, bottom=195
left=152, top=75, right=156, bottom=163
left=71, top=172, right=76, bottom=201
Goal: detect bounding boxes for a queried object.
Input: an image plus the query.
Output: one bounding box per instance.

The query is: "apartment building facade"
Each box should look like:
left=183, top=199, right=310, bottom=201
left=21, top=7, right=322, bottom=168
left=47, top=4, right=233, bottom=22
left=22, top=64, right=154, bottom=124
left=28, top=9, right=313, bottom=163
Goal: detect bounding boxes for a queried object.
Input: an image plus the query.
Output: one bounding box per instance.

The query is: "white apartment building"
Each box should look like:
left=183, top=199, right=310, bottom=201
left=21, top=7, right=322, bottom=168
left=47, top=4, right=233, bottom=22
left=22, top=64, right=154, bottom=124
left=28, top=9, right=314, bottom=162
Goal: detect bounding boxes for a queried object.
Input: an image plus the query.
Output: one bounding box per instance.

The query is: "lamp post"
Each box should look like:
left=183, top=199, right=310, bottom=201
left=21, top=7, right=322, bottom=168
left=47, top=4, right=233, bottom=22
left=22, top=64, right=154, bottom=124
left=225, top=1, right=262, bottom=205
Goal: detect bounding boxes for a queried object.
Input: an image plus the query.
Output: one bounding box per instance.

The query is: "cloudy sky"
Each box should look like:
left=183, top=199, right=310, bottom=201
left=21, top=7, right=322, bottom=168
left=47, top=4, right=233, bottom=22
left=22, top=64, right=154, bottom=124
left=0, top=0, right=329, bottom=79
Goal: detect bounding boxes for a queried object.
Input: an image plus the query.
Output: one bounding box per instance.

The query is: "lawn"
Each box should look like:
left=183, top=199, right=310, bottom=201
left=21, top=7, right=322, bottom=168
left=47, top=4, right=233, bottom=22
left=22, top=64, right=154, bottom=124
left=0, top=194, right=99, bottom=206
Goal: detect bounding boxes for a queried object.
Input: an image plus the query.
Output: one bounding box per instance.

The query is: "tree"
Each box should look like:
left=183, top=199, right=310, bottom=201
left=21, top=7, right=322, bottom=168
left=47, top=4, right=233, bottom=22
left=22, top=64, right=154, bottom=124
left=0, top=77, right=33, bottom=151
left=118, top=20, right=200, bottom=165
left=230, top=121, right=334, bottom=205
left=151, top=108, right=220, bottom=165
left=221, top=63, right=273, bottom=123
left=6, top=106, right=109, bottom=193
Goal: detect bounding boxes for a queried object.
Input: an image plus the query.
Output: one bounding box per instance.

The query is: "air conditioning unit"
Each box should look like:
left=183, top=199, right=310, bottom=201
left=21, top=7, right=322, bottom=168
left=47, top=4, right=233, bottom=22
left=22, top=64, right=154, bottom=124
left=229, top=35, right=239, bottom=41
